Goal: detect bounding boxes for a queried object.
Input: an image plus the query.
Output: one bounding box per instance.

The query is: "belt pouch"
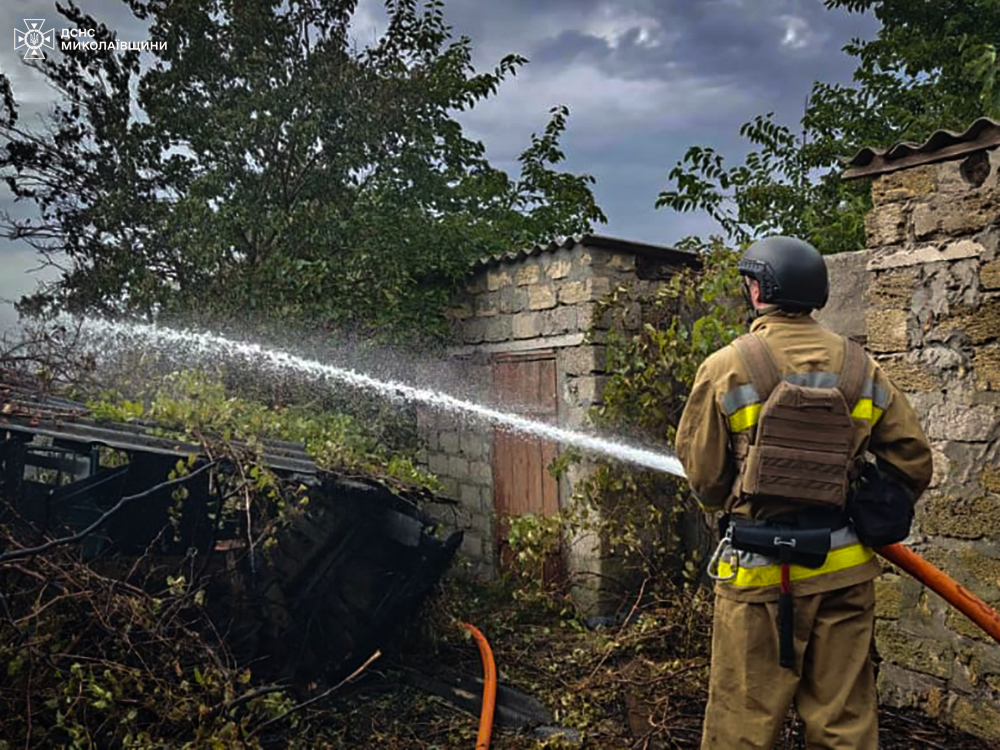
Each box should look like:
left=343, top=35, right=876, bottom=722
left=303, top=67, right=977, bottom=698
left=730, top=524, right=832, bottom=569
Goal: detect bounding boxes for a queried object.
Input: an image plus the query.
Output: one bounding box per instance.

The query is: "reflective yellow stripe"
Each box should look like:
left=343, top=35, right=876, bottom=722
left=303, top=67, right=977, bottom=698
left=717, top=543, right=875, bottom=588
left=728, top=403, right=761, bottom=433
left=730, top=394, right=882, bottom=433
left=850, top=398, right=884, bottom=426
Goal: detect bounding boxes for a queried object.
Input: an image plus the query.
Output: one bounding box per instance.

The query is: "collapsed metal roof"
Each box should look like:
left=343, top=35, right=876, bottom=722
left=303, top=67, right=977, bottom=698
left=473, top=233, right=700, bottom=270
left=0, top=382, right=317, bottom=474
left=843, top=118, right=1000, bottom=181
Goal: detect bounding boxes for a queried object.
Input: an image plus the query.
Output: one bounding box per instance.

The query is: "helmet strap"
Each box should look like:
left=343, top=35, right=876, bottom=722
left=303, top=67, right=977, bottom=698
left=740, top=278, right=759, bottom=324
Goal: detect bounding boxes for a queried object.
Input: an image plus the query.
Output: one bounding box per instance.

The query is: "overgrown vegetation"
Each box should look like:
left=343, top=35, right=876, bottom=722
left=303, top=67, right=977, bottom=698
left=0, top=337, right=443, bottom=748
left=505, top=239, right=744, bottom=593
left=87, top=370, right=440, bottom=489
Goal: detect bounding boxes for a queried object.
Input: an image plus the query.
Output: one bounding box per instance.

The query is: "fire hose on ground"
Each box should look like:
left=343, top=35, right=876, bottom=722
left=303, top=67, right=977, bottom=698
left=455, top=550, right=1000, bottom=750
left=462, top=622, right=497, bottom=750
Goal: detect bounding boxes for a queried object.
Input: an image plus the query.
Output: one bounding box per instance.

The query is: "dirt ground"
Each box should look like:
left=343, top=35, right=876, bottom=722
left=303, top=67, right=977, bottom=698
left=311, top=578, right=995, bottom=749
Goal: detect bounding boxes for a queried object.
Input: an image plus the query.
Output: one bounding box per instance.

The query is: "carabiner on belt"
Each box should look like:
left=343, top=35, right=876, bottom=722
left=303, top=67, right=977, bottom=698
left=707, top=521, right=739, bottom=581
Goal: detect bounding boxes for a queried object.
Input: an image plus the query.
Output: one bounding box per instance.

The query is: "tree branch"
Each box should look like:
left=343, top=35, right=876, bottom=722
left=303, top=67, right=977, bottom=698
left=0, top=460, right=220, bottom=564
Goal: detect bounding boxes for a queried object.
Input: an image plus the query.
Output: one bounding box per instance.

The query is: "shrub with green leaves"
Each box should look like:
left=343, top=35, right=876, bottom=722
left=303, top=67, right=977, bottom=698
left=506, top=238, right=744, bottom=593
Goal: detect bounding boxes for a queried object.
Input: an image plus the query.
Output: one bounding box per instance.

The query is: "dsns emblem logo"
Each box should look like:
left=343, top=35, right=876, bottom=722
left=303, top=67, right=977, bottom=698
left=15, top=20, right=54, bottom=60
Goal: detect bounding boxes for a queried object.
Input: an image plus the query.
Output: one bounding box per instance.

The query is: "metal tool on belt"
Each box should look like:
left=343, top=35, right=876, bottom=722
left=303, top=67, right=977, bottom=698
left=708, top=518, right=833, bottom=669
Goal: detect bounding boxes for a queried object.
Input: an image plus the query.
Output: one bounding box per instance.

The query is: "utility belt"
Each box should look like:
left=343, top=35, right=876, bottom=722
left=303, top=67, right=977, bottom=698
left=707, top=510, right=848, bottom=670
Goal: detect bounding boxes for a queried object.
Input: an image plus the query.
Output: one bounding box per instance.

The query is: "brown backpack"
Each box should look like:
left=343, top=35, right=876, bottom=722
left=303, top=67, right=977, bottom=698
left=732, top=333, right=867, bottom=510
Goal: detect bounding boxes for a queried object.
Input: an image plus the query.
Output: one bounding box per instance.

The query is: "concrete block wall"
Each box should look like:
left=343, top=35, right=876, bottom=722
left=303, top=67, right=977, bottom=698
left=417, top=396, right=497, bottom=578
left=418, top=242, right=681, bottom=588
left=855, top=150, right=1000, bottom=741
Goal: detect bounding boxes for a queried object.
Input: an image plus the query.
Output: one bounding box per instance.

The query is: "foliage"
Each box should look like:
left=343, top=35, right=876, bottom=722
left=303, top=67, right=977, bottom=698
left=313, top=574, right=996, bottom=748
left=0, top=547, right=280, bottom=748
left=505, top=240, right=744, bottom=590
left=330, top=575, right=715, bottom=748
left=0, top=361, right=448, bottom=747
left=88, top=370, right=441, bottom=490
left=657, top=0, right=1000, bottom=253
left=0, top=0, right=604, bottom=339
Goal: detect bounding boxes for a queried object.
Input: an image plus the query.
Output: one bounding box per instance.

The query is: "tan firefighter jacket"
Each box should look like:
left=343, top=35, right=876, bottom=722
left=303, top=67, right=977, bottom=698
left=676, top=310, right=933, bottom=602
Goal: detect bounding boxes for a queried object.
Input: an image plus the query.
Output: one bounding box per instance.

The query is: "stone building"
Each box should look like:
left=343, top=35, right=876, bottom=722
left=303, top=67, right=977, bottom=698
left=416, top=235, right=698, bottom=609
left=823, top=118, right=1000, bottom=741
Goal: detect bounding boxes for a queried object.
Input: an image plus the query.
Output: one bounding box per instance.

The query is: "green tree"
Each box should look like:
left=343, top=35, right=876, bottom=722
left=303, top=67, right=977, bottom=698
left=0, top=0, right=604, bottom=338
left=656, top=0, right=1000, bottom=254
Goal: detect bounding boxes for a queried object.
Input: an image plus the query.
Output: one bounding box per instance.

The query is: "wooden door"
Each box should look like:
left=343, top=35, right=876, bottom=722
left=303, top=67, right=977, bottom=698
left=491, top=351, right=561, bottom=579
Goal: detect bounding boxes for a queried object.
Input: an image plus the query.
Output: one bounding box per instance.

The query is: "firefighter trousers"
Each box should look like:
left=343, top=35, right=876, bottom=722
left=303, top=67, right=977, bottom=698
left=701, top=580, right=877, bottom=749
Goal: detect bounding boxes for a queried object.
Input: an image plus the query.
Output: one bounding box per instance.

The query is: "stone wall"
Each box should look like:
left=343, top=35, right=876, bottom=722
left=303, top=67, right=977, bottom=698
left=417, top=242, right=686, bottom=596
left=855, top=149, right=1000, bottom=741
left=815, top=250, right=871, bottom=343
left=418, top=401, right=496, bottom=577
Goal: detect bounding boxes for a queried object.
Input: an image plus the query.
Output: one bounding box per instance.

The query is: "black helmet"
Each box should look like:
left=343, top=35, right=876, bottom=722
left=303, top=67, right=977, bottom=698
left=737, top=236, right=828, bottom=311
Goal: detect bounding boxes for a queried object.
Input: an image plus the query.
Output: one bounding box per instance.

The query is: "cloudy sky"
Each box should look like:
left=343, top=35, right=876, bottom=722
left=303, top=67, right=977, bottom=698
left=0, top=0, right=879, bottom=331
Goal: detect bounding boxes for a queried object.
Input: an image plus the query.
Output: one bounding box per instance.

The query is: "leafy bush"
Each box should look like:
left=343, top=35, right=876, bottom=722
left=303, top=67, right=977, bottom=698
left=506, top=238, right=744, bottom=593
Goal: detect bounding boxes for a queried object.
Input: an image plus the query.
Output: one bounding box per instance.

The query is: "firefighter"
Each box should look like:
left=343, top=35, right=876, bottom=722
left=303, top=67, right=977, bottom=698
left=675, top=236, right=933, bottom=749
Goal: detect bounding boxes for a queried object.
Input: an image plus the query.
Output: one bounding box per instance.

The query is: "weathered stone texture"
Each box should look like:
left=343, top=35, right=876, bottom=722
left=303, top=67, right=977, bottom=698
left=487, top=269, right=511, bottom=291
left=528, top=284, right=557, bottom=310
left=498, top=286, right=528, bottom=314
left=923, top=401, right=998, bottom=441
left=516, top=264, right=540, bottom=286
left=869, top=239, right=985, bottom=269
left=981, top=464, right=1000, bottom=494
left=439, top=431, right=460, bottom=454
left=566, top=375, right=609, bottom=407
left=866, top=308, right=910, bottom=352
left=860, top=156, right=1000, bottom=744
left=876, top=663, right=948, bottom=716
left=933, top=297, right=1000, bottom=345
left=946, top=608, right=994, bottom=643
left=864, top=202, right=908, bottom=247
left=876, top=620, right=954, bottom=679
left=871, top=165, right=937, bottom=206
left=460, top=431, right=485, bottom=460
left=475, top=295, right=499, bottom=317
left=446, top=303, right=473, bottom=320
left=879, top=356, right=939, bottom=392
left=874, top=575, right=903, bottom=619
left=546, top=259, right=571, bottom=279
left=541, top=306, right=577, bottom=336
left=511, top=312, right=539, bottom=340
left=866, top=267, right=916, bottom=308
left=918, top=493, right=1000, bottom=540
left=951, top=695, right=1000, bottom=743
left=558, top=277, right=611, bottom=305
left=561, top=345, right=605, bottom=376
left=973, top=345, right=1000, bottom=391
left=608, top=252, right=636, bottom=271
left=919, top=546, right=1000, bottom=604
left=982, top=259, right=1000, bottom=290
left=943, top=190, right=1000, bottom=237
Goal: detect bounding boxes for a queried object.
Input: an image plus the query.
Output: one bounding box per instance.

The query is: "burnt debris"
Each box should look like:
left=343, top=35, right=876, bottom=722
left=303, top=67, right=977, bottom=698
left=0, top=380, right=462, bottom=686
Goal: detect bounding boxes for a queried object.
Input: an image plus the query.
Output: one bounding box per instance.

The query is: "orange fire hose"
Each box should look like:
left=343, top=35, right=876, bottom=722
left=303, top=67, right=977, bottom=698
left=462, top=622, right=497, bottom=750
left=876, top=543, right=1000, bottom=645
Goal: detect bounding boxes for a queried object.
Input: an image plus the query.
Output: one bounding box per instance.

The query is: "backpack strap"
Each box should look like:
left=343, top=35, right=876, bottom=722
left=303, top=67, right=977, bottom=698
left=837, top=337, right=868, bottom=410
left=733, top=333, right=781, bottom=400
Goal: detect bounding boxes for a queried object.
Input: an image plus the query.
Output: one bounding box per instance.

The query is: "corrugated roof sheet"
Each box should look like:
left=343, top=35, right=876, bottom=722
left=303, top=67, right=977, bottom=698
left=843, top=118, right=1000, bottom=180
left=472, top=233, right=700, bottom=270
left=0, top=383, right=318, bottom=475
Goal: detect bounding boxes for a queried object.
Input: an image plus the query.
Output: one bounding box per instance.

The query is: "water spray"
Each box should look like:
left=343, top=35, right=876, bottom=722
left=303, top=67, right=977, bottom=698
left=74, top=317, right=686, bottom=478
left=73, top=318, right=1000, bottom=645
